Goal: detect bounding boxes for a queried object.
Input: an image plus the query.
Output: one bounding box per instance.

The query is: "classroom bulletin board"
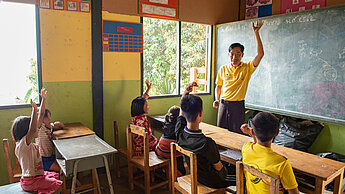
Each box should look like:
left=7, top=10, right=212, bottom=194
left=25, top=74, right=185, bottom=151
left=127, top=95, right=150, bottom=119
left=281, top=0, right=325, bottom=14
left=245, top=0, right=272, bottom=19
left=39, top=0, right=90, bottom=13
left=102, top=20, right=143, bottom=53
left=139, top=0, right=178, bottom=20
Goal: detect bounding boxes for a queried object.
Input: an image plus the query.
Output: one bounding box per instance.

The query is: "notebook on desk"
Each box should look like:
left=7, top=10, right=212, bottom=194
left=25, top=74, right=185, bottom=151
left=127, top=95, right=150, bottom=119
left=220, top=149, right=242, bottom=161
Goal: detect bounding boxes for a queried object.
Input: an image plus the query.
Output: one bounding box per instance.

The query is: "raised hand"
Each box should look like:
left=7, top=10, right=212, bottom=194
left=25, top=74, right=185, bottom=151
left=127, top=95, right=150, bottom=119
left=183, top=81, right=198, bottom=96
left=40, top=88, right=47, bottom=100
left=252, top=19, right=264, bottom=33
left=145, top=80, right=152, bottom=90
left=30, top=99, right=37, bottom=111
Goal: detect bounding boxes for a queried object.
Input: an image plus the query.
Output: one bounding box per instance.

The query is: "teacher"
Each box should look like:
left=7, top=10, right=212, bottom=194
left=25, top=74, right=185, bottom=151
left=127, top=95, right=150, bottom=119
left=213, top=19, right=264, bottom=134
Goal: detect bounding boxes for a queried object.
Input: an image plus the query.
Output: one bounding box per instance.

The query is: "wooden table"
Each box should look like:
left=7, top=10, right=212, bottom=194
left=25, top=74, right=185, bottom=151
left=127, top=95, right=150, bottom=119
left=53, top=122, right=95, bottom=140
left=200, top=122, right=345, bottom=194
left=147, top=115, right=165, bottom=134
left=148, top=115, right=345, bottom=194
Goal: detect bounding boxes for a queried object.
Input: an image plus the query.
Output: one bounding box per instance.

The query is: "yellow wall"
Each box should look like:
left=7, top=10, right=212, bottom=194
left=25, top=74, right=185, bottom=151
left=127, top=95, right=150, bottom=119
left=103, top=12, right=141, bottom=81
left=0, top=8, right=93, bottom=186
left=40, top=9, right=91, bottom=82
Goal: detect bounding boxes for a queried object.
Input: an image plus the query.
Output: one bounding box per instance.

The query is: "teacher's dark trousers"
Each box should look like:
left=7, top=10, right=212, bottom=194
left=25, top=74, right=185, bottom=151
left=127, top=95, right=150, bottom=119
left=217, top=100, right=245, bottom=134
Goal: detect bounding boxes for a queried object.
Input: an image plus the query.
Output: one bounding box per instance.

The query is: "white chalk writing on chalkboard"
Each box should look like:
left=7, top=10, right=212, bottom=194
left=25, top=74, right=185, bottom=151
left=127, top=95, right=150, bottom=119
left=216, top=4, right=345, bottom=125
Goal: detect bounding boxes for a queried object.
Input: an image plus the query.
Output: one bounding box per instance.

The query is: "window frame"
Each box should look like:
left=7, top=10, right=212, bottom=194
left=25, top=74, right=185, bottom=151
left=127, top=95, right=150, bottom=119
left=140, top=17, right=213, bottom=98
left=0, top=2, right=43, bottom=110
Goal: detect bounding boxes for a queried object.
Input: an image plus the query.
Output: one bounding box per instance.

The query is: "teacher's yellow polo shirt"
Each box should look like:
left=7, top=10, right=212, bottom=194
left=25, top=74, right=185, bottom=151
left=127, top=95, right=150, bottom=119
left=216, top=61, right=256, bottom=101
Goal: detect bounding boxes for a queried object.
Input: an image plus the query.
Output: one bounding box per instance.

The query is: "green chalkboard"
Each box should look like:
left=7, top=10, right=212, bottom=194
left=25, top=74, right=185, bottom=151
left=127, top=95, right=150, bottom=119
left=216, top=5, right=345, bottom=125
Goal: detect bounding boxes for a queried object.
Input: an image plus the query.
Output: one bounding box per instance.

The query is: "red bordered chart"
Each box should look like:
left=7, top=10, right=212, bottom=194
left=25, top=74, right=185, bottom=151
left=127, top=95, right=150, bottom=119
left=103, top=20, right=143, bottom=53
left=139, top=0, right=178, bottom=20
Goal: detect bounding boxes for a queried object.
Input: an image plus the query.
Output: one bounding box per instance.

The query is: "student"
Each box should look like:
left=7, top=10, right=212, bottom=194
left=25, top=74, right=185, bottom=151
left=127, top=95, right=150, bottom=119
left=36, top=107, right=64, bottom=172
left=131, top=80, right=158, bottom=155
left=11, top=89, right=62, bottom=194
left=155, top=105, right=186, bottom=176
left=175, top=82, right=233, bottom=188
left=240, top=112, right=299, bottom=194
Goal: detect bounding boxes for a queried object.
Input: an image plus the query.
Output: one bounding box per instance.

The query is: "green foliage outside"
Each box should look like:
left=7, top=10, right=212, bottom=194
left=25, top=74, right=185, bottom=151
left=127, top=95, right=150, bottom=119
left=143, top=17, right=209, bottom=95
left=16, top=58, right=39, bottom=103
left=181, top=22, right=208, bottom=93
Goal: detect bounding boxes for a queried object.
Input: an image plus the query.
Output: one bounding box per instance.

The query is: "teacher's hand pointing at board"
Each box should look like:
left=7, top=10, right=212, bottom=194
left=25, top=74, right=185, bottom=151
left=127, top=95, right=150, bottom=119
left=252, top=19, right=264, bottom=33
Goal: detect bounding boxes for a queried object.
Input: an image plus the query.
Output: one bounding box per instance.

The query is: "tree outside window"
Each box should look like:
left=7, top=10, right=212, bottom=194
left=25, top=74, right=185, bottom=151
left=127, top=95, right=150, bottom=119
left=143, top=17, right=211, bottom=96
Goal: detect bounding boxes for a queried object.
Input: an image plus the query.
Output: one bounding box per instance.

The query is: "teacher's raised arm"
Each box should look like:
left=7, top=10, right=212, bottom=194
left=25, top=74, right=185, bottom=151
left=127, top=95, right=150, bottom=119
left=213, top=19, right=264, bottom=134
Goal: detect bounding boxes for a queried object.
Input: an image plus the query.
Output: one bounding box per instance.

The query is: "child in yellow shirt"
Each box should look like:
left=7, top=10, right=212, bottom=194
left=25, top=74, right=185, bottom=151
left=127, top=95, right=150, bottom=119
left=241, top=112, right=299, bottom=194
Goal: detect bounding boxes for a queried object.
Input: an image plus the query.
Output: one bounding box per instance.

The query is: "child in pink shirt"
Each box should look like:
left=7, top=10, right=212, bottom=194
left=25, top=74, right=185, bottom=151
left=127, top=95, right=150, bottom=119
left=12, top=89, right=62, bottom=194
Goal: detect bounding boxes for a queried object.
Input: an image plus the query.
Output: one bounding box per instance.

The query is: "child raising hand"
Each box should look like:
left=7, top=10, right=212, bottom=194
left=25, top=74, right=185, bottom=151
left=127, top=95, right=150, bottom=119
left=12, top=91, right=62, bottom=193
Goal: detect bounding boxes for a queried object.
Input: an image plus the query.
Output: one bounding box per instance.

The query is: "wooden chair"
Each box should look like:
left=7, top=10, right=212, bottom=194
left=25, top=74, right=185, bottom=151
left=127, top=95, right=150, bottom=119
left=127, top=124, right=171, bottom=194
left=114, top=121, right=128, bottom=178
left=236, top=161, right=280, bottom=194
left=170, top=142, right=226, bottom=194
left=3, top=138, right=22, bottom=184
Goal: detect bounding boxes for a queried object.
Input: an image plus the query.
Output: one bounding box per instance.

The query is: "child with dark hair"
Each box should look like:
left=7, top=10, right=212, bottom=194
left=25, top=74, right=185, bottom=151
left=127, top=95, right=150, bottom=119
left=130, top=80, right=158, bottom=155
left=155, top=105, right=186, bottom=176
left=12, top=89, right=62, bottom=193
left=175, top=82, right=233, bottom=188
left=36, top=107, right=64, bottom=172
left=241, top=112, right=299, bottom=194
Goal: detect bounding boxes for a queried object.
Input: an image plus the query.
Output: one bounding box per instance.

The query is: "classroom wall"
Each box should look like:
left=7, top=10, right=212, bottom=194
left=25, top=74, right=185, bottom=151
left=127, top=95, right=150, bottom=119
left=1, top=0, right=344, bottom=187
left=0, top=9, right=93, bottom=186
left=102, top=11, right=218, bottom=150
left=102, top=0, right=240, bottom=25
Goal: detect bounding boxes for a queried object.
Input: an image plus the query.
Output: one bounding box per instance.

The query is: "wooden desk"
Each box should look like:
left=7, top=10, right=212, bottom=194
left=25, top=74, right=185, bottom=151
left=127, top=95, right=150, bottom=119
left=200, top=122, right=345, bottom=194
left=147, top=115, right=165, bottom=134
left=54, top=134, right=117, bottom=194
left=53, top=122, right=95, bottom=140
left=147, top=115, right=345, bottom=194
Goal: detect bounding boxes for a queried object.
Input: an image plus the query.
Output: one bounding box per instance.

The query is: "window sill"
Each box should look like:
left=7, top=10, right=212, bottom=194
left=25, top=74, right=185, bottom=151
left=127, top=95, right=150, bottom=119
left=0, top=104, right=32, bottom=110
left=148, top=92, right=211, bottom=99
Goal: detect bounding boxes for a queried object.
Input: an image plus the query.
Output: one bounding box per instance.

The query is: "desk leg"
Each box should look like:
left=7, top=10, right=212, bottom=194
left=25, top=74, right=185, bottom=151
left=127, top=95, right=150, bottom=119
left=103, top=155, right=114, bottom=194
left=71, top=160, right=80, bottom=194
left=315, top=178, right=325, bottom=194
left=333, top=170, right=344, bottom=194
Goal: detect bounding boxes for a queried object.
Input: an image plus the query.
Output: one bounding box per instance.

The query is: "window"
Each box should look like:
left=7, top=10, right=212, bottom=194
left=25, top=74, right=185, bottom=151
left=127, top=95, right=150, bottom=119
left=0, top=1, right=41, bottom=108
left=142, top=17, right=212, bottom=97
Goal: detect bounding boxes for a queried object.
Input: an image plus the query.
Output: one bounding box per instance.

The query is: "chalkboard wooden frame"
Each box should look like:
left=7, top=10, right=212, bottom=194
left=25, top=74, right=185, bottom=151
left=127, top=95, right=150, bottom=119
left=216, top=4, right=345, bottom=126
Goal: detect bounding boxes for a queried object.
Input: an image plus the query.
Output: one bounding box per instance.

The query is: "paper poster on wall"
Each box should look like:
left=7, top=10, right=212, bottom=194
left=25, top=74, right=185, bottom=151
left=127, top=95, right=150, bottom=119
left=246, top=0, right=272, bottom=19
left=103, top=20, right=143, bottom=53
left=39, top=0, right=90, bottom=13
left=281, top=0, right=325, bottom=14
left=139, top=0, right=178, bottom=20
